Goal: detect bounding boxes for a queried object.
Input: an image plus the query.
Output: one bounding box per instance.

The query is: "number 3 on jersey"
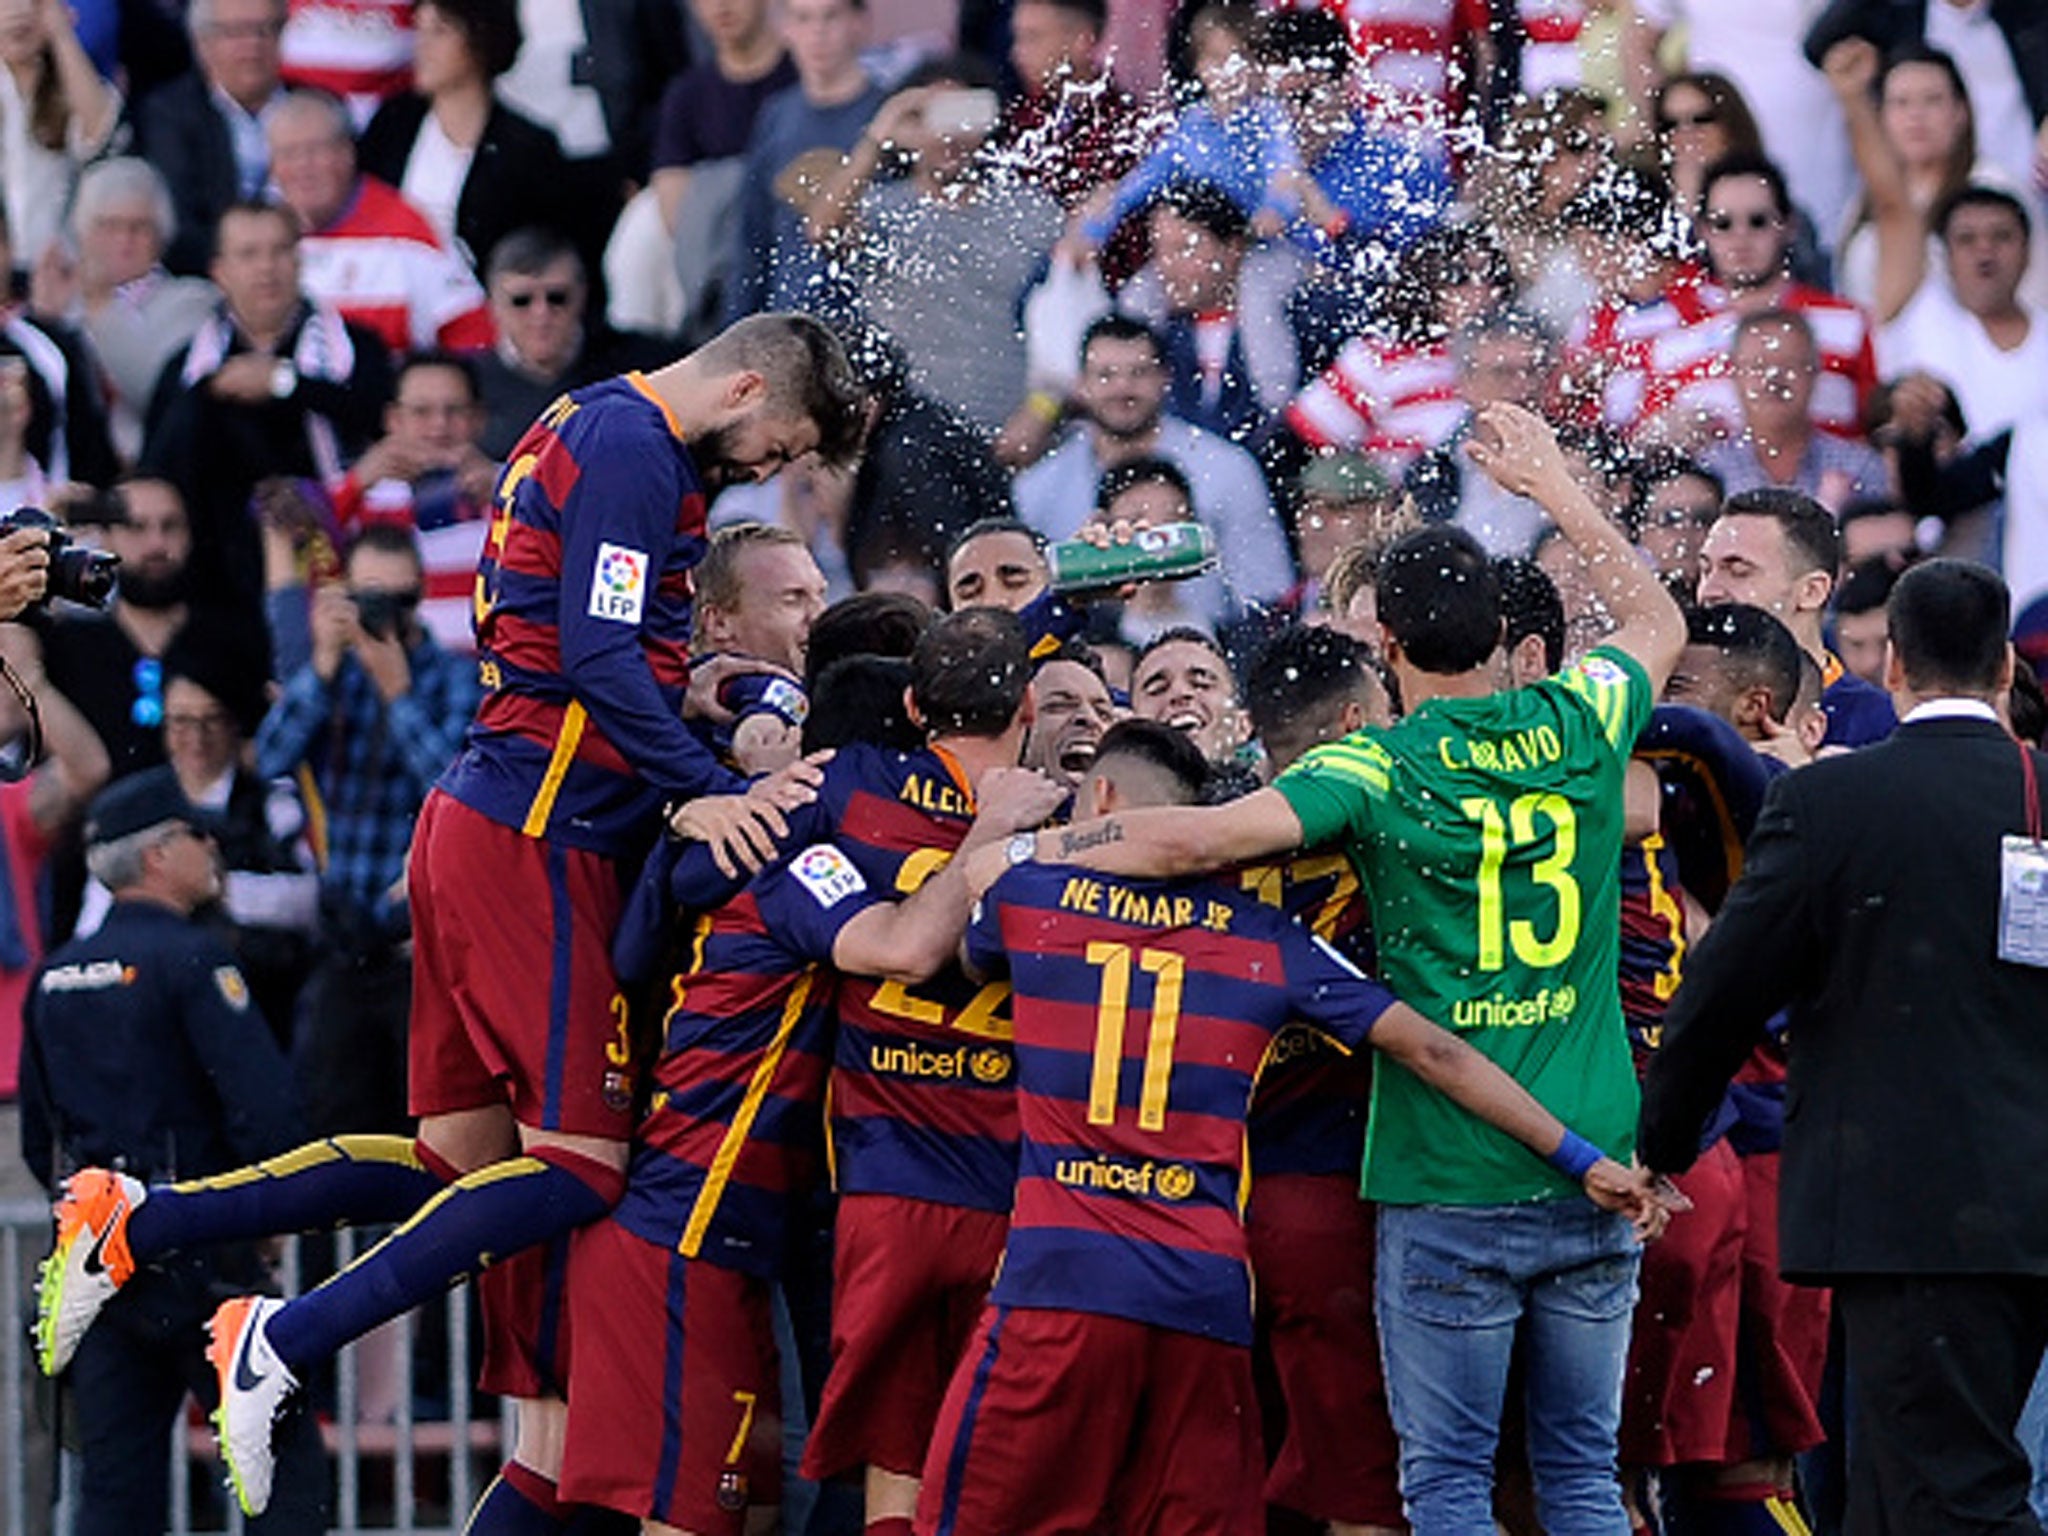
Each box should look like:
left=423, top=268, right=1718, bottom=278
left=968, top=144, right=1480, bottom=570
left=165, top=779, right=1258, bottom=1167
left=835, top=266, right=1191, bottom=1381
left=1085, top=941, right=1185, bottom=1131
left=1459, top=792, right=1581, bottom=970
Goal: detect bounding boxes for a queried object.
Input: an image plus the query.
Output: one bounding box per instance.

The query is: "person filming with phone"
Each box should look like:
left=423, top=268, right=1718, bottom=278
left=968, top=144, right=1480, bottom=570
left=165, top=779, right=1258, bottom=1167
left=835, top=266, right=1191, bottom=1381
left=255, top=523, right=478, bottom=1136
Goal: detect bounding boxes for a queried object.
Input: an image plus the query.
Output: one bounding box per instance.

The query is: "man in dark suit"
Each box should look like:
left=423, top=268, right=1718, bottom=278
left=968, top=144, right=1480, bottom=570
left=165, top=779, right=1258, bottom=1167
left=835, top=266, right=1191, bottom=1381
left=132, top=0, right=287, bottom=276
left=1641, top=557, right=2048, bottom=1536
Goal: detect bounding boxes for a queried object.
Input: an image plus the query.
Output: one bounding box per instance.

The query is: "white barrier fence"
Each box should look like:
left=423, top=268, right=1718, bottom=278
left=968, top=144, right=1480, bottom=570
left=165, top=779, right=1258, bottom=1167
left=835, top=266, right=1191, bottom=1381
left=0, top=1200, right=514, bottom=1536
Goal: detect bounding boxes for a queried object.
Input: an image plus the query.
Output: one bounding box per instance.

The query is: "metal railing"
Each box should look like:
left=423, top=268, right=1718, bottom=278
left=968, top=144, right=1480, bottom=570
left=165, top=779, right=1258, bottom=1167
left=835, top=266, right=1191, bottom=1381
left=0, top=1200, right=513, bottom=1536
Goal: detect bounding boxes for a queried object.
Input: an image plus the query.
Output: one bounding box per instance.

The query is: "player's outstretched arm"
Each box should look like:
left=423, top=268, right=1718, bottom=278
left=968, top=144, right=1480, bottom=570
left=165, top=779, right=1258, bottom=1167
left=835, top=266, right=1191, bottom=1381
left=1369, top=1002, right=1667, bottom=1238
left=836, top=768, right=1065, bottom=983
left=1465, top=402, right=1686, bottom=693
left=1012, top=786, right=1307, bottom=884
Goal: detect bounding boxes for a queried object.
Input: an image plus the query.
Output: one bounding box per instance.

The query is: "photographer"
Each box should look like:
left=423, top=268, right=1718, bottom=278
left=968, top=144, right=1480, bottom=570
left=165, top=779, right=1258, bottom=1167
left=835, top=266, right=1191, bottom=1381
left=255, top=524, right=477, bottom=1134
left=0, top=520, right=50, bottom=619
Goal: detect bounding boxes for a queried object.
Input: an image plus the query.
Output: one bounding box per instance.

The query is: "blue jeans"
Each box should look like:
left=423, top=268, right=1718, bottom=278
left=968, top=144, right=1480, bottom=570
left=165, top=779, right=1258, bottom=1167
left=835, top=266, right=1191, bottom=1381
left=1377, top=1200, right=1640, bottom=1535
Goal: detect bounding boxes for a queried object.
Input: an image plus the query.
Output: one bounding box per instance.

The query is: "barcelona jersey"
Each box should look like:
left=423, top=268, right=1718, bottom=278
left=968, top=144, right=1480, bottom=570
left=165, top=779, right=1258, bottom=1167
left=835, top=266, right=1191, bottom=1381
left=612, top=848, right=886, bottom=1274
left=966, top=862, right=1398, bottom=1346
left=1236, top=849, right=1375, bottom=1181
left=440, top=374, right=744, bottom=859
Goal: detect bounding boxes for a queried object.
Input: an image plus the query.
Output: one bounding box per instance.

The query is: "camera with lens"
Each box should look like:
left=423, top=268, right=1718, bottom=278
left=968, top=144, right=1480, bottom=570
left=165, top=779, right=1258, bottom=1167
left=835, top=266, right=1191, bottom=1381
left=0, top=506, right=120, bottom=609
left=350, top=587, right=418, bottom=641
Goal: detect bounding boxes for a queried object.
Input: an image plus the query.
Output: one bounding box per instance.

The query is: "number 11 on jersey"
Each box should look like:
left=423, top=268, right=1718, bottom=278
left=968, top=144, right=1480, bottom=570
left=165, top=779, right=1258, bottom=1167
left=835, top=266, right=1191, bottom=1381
left=1084, top=941, right=1185, bottom=1131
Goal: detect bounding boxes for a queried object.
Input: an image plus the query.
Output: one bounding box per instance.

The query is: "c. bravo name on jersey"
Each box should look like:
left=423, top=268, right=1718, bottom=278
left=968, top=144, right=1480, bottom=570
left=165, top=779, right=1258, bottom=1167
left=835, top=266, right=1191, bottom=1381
left=1436, top=723, right=1566, bottom=775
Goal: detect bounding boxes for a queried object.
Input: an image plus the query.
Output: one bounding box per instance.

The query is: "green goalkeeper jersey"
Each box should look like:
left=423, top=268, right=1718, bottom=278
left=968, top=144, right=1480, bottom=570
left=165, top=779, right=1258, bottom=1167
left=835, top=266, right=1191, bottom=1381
left=1274, top=645, right=1652, bottom=1206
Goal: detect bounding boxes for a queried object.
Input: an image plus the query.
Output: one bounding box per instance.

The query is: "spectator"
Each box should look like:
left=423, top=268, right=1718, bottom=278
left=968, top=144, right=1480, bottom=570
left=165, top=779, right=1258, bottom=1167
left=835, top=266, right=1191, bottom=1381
left=1405, top=308, right=1560, bottom=556
left=1073, top=1, right=1297, bottom=251
left=1015, top=315, right=1293, bottom=629
left=1279, top=224, right=1513, bottom=475
left=1832, top=553, right=1902, bottom=684
left=724, top=0, right=885, bottom=323
left=20, top=768, right=326, bottom=1536
left=1084, top=454, right=1203, bottom=648
left=645, top=0, right=796, bottom=341
left=328, top=350, right=495, bottom=654
left=1122, top=178, right=1291, bottom=445
left=491, top=0, right=685, bottom=215
left=357, top=0, right=574, bottom=275
left=1879, top=185, right=2048, bottom=439
left=0, top=621, right=108, bottom=1096
left=472, top=227, right=668, bottom=461
left=0, top=206, right=120, bottom=488
left=833, top=323, right=1013, bottom=588
left=1556, top=166, right=1713, bottom=437
left=0, top=0, right=121, bottom=278
left=1697, top=485, right=1897, bottom=746
left=991, top=0, right=1138, bottom=216
left=1468, top=88, right=1607, bottom=330
left=42, top=478, right=193, bottom=788
left=29, top=158, right=219, bottom=465
left=266, top=88, right=494, bottom=355
left=278, top=0, right=412, bottom=120
left=1839, top=494, right=1919, bottom=563
left=1642, top=152, right=1878, bottom=448
left=1701, top=310, right=1890, bottom=508
left=66, top=620, right=320, bottom=1041
left=809, top=55, right=1063, bottom=435
left=141, top=200, right=392, bottom=616
left=131, top=0, right=287, bottom=278
left=256, top=522, right=477, bottom=1132
left=1823, top=40, right=1985, bottom=323
left=1631, top=451, right=1723, bottom=586
left=1286, top=450, right=1409, bottom=618
left=1804, top=0, right=2048, bottom=207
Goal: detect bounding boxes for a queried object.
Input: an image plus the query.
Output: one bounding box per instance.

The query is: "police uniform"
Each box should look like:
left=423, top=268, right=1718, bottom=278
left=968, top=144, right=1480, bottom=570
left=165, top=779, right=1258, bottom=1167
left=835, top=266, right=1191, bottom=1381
left=18, top=770, right=329, bottom=1536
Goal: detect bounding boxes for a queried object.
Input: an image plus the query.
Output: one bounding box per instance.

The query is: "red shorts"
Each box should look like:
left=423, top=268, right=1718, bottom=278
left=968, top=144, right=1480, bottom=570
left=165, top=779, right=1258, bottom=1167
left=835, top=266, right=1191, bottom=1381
left=915, top=1305, right=1263, bottom=1536
left=1621, top=1138, right=1746, bottom=1467
left=408, top=790, right=636, bottom=1141
left=800, top=1194, right=1007, bottom=1482
left=558, top=1218, right=782, bottom=1531
left=1731, top=1150, right=1830, bottom=1460
left=1244, top=1173, right=1402, bottom=1527
left=476, top=1242, right=572, bottom=1400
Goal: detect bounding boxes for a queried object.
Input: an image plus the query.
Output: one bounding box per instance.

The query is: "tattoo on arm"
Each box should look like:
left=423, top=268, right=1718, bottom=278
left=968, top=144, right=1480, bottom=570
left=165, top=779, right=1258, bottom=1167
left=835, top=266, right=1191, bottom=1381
left=1057, top=820, right=1125, bottom=859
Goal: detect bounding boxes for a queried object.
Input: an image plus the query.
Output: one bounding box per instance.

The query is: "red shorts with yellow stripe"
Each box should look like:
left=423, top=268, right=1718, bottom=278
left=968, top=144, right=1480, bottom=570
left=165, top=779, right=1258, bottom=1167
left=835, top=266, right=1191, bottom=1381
left=558, top=1216, right=782, bottom=1531
left=408, top=789, right=637, bottom=1141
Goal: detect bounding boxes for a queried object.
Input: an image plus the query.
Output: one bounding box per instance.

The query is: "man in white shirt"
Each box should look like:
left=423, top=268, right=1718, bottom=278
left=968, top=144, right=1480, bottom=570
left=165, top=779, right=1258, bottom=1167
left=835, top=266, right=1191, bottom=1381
left=1880, top=185, right=2048, bottom=440
left=1013, top=314, right=1294, bottom=630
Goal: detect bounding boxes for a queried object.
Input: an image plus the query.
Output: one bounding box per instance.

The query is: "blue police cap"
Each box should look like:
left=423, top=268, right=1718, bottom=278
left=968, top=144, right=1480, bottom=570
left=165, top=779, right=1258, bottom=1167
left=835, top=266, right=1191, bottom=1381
left=84, top=767, right=206, bottom=848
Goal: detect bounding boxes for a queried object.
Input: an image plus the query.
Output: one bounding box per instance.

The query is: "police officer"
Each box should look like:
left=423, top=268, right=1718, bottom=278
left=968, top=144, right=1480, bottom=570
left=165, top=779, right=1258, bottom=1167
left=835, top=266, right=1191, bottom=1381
left=19, top=768, right=329, bottom=1536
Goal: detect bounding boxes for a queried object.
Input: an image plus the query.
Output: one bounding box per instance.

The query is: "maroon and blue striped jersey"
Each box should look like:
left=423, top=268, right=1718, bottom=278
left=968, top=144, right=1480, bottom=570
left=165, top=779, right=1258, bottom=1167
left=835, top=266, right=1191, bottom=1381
left=813, top=745, right=1019, bottom=1214
left=967, top=861, right=1399, bottom=1346
left=439, top=374, right=745, bottom=859
left=613, top=844, right=893, bottom=1274
left=1237, top=850, right=1375, bottom=1180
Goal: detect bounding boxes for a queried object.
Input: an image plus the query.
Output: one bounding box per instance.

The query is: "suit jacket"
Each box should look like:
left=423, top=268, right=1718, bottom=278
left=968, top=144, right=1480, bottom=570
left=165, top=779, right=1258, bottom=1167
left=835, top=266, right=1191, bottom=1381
left=132, top=72, right=242, bottom=278
left=356, top=95, right=576, bottom=275
left=1641, top=714, right=2048, bottom=1279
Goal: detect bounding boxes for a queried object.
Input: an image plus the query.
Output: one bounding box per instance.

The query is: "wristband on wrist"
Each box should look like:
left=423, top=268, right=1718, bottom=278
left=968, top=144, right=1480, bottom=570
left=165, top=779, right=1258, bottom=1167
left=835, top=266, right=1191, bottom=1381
left=1025, top=390, right=1063, bottom=426
left=1547, top=1130, right=1603, bottom=1181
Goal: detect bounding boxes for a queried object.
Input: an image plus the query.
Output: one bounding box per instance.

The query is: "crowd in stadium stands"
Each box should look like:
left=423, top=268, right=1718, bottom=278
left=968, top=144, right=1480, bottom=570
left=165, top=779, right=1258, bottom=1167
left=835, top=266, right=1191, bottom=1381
left=5, top=0, right=2048, bottom=1529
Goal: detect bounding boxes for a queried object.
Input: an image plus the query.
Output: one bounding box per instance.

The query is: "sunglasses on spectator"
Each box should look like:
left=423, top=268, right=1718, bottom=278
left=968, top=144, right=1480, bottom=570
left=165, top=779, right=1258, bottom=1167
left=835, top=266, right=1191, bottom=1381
left=1704, top=211, right=1782, bottom=233
left=505, top=288, right=574, bottom=310
left=1659, top=108, right=1720, bottom=130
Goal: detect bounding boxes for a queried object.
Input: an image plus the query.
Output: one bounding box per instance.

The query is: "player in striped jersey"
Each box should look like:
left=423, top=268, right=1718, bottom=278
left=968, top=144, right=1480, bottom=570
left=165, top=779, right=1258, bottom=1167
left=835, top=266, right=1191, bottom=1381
left=919, top=720, right=1659, bottom=1536
left=38, top=315, right=866, bottom=1528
